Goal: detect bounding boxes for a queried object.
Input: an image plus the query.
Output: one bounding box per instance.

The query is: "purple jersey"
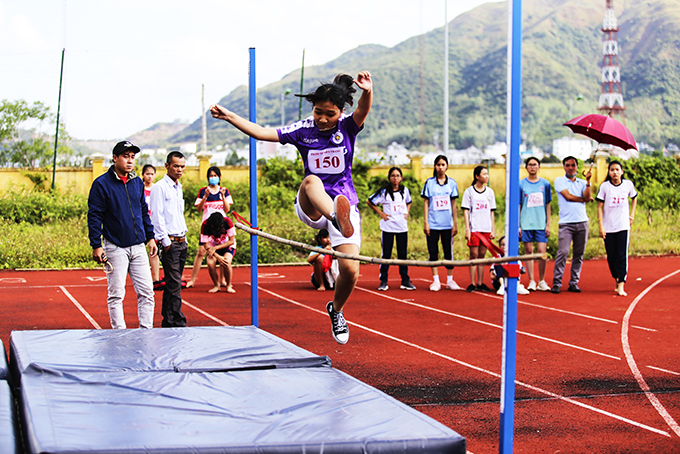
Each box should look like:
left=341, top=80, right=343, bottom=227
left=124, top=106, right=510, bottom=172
left=277, top=113, right=363, bottom=205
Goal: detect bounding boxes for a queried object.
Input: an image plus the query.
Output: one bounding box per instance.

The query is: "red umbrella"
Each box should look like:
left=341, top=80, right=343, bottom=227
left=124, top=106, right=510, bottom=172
left=563, top=114, right=637, bottom=150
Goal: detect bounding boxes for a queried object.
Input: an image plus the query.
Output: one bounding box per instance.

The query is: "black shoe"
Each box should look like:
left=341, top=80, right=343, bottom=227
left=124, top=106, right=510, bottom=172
left=400, top=281, right=416, bottom=290
left=466, top=284, right=476, bottom=292
left=326, top=301, right=349, bottom=344
left=477, top=283, right=492, bottom=292
left=153, top=279, right=165, bottom=291
left=378, top=282, right=389, bottom=291
left=550, top=285, right=561, bottom=294
left=568, top=284, right=582, bottom=293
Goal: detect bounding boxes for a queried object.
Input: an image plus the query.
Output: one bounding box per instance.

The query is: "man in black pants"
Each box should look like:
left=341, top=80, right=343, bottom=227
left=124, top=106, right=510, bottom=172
left=149, top=151, right=188, bottom=327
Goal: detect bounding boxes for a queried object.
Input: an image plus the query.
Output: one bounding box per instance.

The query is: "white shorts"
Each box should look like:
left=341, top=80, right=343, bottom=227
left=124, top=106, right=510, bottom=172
left=295, top=194, right=361, bottom=249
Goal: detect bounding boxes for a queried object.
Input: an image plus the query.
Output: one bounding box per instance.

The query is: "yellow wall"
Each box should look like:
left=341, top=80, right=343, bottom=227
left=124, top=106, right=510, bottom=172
left=0, top=155, right=605, bottom=195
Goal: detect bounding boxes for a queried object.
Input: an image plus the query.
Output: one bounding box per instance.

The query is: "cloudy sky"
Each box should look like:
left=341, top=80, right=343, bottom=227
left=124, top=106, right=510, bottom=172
left=1, top=0, right=498, bottom=141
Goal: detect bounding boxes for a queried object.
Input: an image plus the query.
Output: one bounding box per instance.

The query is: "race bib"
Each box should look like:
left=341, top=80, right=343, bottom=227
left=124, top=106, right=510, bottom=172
left=390, top=202, right=407, bottom=214
left=608, top=192, right=627, bottom=207
left=526, top=192, right=544, bottom=208
left=432, top=195, right=451, bottom=211
left=308, top=147, right=346, bottom=175
left=475, top=201, right=489, bottom=211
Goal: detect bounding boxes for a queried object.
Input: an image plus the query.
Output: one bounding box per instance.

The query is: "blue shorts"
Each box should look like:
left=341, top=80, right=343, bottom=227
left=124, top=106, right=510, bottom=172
left=521, top=229, right=547, bottom=243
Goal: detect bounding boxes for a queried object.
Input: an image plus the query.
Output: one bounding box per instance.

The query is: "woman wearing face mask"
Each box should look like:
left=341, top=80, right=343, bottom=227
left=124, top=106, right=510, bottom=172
left=186, top=166, right=234, bottom=288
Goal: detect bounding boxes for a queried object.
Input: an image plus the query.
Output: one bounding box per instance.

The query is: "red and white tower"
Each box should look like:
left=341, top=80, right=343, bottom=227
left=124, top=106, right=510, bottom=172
left=598, top=0, right=625, bottom=119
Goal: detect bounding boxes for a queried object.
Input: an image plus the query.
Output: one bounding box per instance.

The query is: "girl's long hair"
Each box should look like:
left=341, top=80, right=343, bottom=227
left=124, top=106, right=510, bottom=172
left=296, top=74, right=357, bottom=110
left=433, top=155, right=448, bottom=177
left=604, top=160, right=624, bottom=183
left=142, top=164, right=155, bottom=175
left=380, top=167, right=405, bottom=201
left=204, top=212, right=227, bottom=238
left=471, top=165, right=486, bottom=186
left=207, top=165, right=221, bottom=181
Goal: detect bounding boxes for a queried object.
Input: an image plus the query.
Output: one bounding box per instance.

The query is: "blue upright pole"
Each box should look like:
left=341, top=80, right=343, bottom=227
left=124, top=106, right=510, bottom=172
left=249, top=48, right=259, bottom=327
left=500, top=0, right=522, bottom=452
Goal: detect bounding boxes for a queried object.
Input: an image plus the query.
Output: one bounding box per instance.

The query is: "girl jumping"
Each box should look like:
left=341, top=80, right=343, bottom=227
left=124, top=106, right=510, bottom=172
left=210, top=71, right=373, bottom=345
left=462, top=165, right=496, bottom=292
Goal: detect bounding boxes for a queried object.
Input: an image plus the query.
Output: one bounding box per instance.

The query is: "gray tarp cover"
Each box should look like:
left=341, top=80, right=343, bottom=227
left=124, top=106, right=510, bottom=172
left=0, top=339, right=8, bottom=380
left=12, top=326, right=466, bottom=454
left=1, top=380, right=19, bottom=454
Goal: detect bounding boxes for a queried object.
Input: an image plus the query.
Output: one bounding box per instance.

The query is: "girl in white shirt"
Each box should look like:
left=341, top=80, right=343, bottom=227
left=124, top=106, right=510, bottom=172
left=461, top=165, right=496, bottom=292
left=367, top=167, right=415, bottom=291
left=596, top=161, right=638, bottom=296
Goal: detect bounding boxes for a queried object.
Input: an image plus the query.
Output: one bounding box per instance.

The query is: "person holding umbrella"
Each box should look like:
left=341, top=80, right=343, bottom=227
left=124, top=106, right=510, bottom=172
left=551, top=156, right=592, bottom=294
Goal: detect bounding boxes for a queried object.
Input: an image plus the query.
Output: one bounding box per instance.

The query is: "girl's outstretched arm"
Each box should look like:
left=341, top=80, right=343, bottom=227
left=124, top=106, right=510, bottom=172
left=210, top=105, right=279, bottom=142
left=353, top=71, right=373, bottom=127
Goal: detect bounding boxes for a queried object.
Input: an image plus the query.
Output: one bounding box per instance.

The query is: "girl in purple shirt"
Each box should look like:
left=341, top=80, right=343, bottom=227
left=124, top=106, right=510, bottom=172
left=210, top=71, right=373, bottom=345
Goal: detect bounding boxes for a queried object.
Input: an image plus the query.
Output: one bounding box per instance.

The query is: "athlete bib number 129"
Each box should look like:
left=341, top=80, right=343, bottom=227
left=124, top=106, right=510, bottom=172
left=308, top=148, right=345, bottom=175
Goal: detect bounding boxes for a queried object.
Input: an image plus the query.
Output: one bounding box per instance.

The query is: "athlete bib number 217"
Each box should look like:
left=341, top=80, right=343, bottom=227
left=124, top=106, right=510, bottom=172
left=308, top=148, right=345, bottom=175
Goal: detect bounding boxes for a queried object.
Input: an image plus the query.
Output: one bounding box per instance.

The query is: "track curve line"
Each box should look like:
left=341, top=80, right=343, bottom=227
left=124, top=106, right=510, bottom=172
left=621, top=268, right=680, bottom=438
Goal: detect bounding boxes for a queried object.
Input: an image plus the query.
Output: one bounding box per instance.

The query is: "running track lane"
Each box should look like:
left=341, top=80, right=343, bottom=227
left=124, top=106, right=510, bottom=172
left=0, top=256, right=678, bottom=453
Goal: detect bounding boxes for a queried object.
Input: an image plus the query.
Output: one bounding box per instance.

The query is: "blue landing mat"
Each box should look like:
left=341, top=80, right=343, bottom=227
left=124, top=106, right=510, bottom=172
left=10, top=325, right=330, bottom=375
left=11, top=326, right=466, bottom=454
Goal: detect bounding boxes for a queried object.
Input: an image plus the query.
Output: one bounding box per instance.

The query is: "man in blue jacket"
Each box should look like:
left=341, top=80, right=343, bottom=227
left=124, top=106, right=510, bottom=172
left=88, top=141, right=158, bottom=329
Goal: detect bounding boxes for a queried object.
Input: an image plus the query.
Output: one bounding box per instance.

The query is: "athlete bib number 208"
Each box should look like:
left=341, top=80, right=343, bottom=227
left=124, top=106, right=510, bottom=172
left=308, top=147, right=346, bottom=175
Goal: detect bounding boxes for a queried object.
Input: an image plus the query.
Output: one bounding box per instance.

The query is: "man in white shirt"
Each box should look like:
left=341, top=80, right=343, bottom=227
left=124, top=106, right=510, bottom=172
left=150, top=151, right=189, bottom=327
left=551, top=156, right=592, bottom=294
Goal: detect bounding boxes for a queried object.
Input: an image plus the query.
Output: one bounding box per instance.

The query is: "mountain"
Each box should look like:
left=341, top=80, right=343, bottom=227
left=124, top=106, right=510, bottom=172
left=128, top=121, right=190, bottom=148
left=169, top=0, right=680, bottom=152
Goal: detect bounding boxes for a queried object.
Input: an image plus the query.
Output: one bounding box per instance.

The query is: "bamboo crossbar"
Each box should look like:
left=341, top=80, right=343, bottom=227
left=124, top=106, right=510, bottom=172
left=233, top=221, right=547, bottom=268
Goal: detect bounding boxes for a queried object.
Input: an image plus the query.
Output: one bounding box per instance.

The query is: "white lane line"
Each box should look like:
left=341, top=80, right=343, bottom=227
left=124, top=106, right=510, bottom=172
left=356, top=286, right=621, bottom=361
left=621, top=269, right=680, bottom=438
left=476, top=292, right=656, bottom=332
left=59, top=286, right=102, bottom=329
left=258, top=286, right=670, bottom=438
left=646, top=366, right=680, bottom=376
left=182, top=299, right=229, bottom=326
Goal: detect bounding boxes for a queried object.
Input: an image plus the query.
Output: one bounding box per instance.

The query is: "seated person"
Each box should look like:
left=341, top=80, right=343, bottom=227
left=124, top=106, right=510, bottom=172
left=202, top=212, right=237, bottom=294
left=307, top=229, right=339, bottom=292
left=490, top=236, right=530, bottom=295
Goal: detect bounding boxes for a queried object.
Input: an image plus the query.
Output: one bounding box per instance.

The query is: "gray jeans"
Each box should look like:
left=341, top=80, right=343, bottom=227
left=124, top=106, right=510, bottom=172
left=552, top=221, right=589, bottom=288
left=103, top=238, right=155, bottom=329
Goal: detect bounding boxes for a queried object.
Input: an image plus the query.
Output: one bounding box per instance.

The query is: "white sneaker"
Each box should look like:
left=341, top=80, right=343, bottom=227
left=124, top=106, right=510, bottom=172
left=517, top=284, right=530, bottom=295
left=496, top=286, right=504, bottom=295
left=447, top=280, right=462, bottom=290
left=527, top=280, right=537, bottom=291
left=429, top=281, right=441, bottom=292
left=537, top=280, right=551, bottom=291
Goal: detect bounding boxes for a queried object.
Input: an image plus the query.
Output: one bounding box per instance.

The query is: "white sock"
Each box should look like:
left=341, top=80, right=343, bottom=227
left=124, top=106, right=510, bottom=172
left=433, top=275, right=440, bottom=284
left=447, top=276, right=454, bottom=284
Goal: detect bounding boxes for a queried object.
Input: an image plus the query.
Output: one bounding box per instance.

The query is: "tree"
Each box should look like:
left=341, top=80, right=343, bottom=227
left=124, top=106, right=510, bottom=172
left=0, top=99, right=71, bottom=168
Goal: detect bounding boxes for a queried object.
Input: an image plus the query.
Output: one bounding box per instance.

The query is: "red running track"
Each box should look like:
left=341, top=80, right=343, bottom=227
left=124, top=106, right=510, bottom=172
left=1, top=256, right=679, bottom=453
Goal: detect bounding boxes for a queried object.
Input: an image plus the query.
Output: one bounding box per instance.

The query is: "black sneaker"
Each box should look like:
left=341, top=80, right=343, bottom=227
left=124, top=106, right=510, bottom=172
left=466, top=284, right=476, bottom=292
left=400, top=281, right=416, bottom=290
left=550, top=285, right=561, bottom=294
left=378, top=282, right=389, bottom=291
left=331, top=195, right=353, bottom=238
left=326, top=301, right=349, bottom=344
left=477, top=283, right=492, bottom=292
left=567, top=284, right=582, bottom=293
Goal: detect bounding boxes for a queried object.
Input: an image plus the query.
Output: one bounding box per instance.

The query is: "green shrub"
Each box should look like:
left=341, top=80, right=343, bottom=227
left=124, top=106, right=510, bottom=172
left=0, top=191, right=88, bottom=224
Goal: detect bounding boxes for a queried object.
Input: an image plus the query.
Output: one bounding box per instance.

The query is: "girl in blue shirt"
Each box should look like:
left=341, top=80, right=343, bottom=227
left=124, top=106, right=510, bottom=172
left=421, top=155, right=461, bottom=291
